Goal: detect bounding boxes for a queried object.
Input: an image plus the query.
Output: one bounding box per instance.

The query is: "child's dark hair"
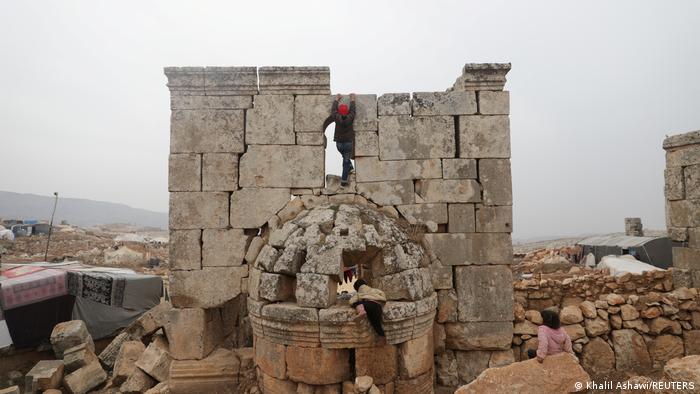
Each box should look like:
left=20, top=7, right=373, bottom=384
left=353, top=279, right=367, bottom=291
left=541, top=309, right=561, bottom=329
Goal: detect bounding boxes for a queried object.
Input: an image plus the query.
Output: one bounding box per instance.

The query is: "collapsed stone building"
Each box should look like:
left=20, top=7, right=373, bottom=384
left=164, top=63, right=513, bottom=392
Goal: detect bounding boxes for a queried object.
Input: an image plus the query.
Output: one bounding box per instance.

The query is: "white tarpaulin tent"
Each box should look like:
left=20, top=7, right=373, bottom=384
left=597, top=255, right=664, bottom=277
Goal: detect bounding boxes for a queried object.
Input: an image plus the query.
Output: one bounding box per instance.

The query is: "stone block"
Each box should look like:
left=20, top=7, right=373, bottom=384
left=459, top=115, right=510, bottom=158
left=374, top=268, right=432, bottom=301
left=278, top=198, right=306, bottom=223
left=475, top=205, right=513, bottom=233
left=355, top=345, right=398, bottom=385
left=296, top=273, right=337, bottom=308
left=202, top=153, right=238, bottom=191
left=452, top=63, right=511, bottom=91
left=0, top=387, right=19, bottom=394
left=260, top=371, right=298, bottom=393
left=683, top=330, right=700, bottom=355
left=444, top=322, right=512, bottom=350
left=684, top=164, right=700, bottom=199
left=395, top=370, right=434, bottom=394
left=246, top=95, right=295, bottom=144
left=477, top=91, right=510, bottom=115
left=169, top=154, right=201, bottom=191
left=610, top=329, right=652, bottom=371
left=479, top=159, right=512, bottom=205
left=416, top=179, right=481, bottom=203
left=648, top=335, right=684, bottom=369
left=169, top=348, right=239, bottom=394
left=396, top=203, right=448, bottom=224
left=230, top=187, right=291, bottom=228
left=255, top=336, right=287, bottom=379
left=378, top=115, right=455, bottom=160
left=245, top=236, right=266, bottom=264
left=120, top=368, right=156, bottom=394
left=164, top=67, right=204, bottom=96
left=352, top=94, right=379, bottom=131
left=448, top=204, right=475, bottom=233
left=170, top=95, right=253, bottom=110
left=63, top=343, right=98, bottom=374
left=97, top=331, right=130, bottom=369
left=455, top=265, right=513, bottom=322
left=25, top=360, right=64, bottom=392
left=689, top=228, right=700, bottom=248
left=412, top=91, right=476, bottom=116
left=50, top=320, right=94, bottom=359
left=667, top=200, right=700, bottom=227
left=378, top=93, right=411, bottom=115
left=258, top=66, right=330, bottom=95
left=663, top=130, right=700, bottom=149
left=357, top=180, right=414, bottom=206
left=170, top=266, right=247, bottom=308
left=165, top=308, right=223, bottom=360
left=169, top=192, right=229, bottom=229
left=456, top=350, right=490, bottom=384
left=168, top=230, right=201, bottom=270
left=442, top=158, right=477, bottom=179
left=259, top=272, right=295, bottom=302
left=136, top=336, right=172, bottom=382
left=113, top=341, right=145, bottom=385
left=431, top=264, right=453, bottom=290
left=296, top=132, right=325, bottom=145
left=355, top=157, right=442, bottom=182
left=203, top=66, right=257, bottom=95
left=673, top=247, right=700, bottom=270
left=398, top=333, right=434, bottom=379
left=355, top=132, right=379, bottom=157
left=202, top=228, right=251, bottom=267
left=295, top=95, right=334, bottom=132
left=170, top=109, right=244, bottom=153
left=286, top=346, right=351, bottom=385
left=239, top=145, right=324, bottom=188
left=666, top=144, right=700, bottom=168
left=423, top=233, right=512, bottom=265
left=62, top=361, right=107, bottom=394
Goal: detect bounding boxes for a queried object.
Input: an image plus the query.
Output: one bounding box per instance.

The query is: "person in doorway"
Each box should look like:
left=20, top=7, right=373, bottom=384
left=527, top=309, right=576, bottom=362
left=322, top=93, right=356, bottom=186
left=349, top=279, right=386, bottom=337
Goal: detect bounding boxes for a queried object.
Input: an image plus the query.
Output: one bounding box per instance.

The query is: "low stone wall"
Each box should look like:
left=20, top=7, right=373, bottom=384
left=510, top=272, right=700, bottom=376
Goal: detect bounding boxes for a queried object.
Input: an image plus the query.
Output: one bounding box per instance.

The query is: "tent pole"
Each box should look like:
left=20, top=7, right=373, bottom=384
left=44, top=192, right=59, bottom=262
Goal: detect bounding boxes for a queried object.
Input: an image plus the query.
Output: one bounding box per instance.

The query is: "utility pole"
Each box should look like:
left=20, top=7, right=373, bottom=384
left=44, top=192, right=59, bottom=262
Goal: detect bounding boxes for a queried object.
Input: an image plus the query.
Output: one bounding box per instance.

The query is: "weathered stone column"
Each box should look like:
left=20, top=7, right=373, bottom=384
left=625, top=218, right=644, bottom=236
left=663, top=130, right=700, bottom=288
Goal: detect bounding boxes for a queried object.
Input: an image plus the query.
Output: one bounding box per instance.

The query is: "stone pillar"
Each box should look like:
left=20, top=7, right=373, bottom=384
left=624, top=218, right=644, bottom=236
left=663, top=130, right=700, bottom=288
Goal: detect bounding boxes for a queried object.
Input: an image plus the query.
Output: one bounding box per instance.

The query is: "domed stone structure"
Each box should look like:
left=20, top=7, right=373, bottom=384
left=249, top=203, right=437, bottom=392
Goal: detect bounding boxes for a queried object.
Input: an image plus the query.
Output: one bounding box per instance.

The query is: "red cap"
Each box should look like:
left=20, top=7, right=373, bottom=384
left=338, top=104, right=349, bottom=116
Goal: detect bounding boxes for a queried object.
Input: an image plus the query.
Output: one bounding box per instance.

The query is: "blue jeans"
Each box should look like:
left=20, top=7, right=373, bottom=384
left=336, top=141, right=353, bottom=183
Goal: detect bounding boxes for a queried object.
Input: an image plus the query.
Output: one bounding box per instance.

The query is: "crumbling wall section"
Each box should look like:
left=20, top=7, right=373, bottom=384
left=164, top=63, right=514, bottom=391
left=664, top=130, right=700, bottom=288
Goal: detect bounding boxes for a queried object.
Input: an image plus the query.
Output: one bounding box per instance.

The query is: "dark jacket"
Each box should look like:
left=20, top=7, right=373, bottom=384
left=323, top=100, right=356, bottom=142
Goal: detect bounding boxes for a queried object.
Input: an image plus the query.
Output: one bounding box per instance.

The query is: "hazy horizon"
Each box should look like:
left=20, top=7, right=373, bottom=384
left=2, top=1, right=699, bottom=239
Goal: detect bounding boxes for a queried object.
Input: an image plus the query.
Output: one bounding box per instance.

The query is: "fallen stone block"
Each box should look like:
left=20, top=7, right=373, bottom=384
left=24, top=360, right=64, bottom=393
left=113, top=340, right=146, bottom=386
left=98, top=331, right=132, bottom=369
left=119, top=368, right=156, bottom=394
left=136, top=335, right=172, bottom=382
left=169, top=348, right=240, bottom=394
left=62, top=361, right=107, bottom=394
left=63, top=342, right=98, bottom=374
left=50, top=320, right=94, bottom=359
left=454, top=353, right=589, bottom=394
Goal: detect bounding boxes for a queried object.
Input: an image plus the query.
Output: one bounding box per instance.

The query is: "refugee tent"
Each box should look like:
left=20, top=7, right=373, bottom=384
left=576, top=234, right=672, bottom=268
left=597, top=255, right=665, bottom=277
left=0, top=261, right=161, bottom=350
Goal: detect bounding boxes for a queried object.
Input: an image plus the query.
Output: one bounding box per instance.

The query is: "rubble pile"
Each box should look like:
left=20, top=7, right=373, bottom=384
left=512, top=286, right=700, bottom=375
left=513, top=245, right=583, bottom=274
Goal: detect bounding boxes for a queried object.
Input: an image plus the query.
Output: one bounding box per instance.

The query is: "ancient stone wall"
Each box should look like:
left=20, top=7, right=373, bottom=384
left=664, top=130, right=700, bottom=288
left=164, top=64, right=514, bottom=392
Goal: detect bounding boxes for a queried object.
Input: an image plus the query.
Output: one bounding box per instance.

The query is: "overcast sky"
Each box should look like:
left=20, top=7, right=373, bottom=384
left=1, top=1, right=699, bottom=240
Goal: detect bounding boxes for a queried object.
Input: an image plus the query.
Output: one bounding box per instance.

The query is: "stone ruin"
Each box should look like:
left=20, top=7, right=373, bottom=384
left=664, top=130, right=700, bottom=288
left=164, top=63, right=514, bottom=392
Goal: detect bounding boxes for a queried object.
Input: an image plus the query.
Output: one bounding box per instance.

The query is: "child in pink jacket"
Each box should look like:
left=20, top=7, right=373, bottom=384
left=527, top=309, right=575, bottom=362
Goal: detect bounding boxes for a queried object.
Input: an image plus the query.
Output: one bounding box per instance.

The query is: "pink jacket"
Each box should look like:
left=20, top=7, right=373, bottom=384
left=536, top=325, right=573, bottom=359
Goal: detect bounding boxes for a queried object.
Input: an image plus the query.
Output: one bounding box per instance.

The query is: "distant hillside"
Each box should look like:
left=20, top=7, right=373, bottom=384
left=0, top=191, right=168, bottom=229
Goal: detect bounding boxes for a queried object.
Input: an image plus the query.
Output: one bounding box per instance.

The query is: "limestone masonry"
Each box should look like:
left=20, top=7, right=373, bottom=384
left=165, top=63, right=513, bottom=392
left=664, top=130, right=700, bottom=289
